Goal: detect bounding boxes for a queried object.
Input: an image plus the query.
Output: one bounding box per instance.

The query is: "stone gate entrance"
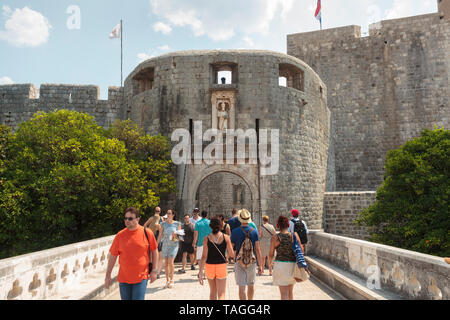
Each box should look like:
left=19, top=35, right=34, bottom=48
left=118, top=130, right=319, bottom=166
left=195, top=171, right=253, bottom=218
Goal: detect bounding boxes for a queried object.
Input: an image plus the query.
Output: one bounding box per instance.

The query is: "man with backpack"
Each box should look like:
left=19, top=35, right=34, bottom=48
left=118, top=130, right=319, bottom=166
left=230, top=209, right=263, bottom=300
left=288, top=209, right=308, bottom=254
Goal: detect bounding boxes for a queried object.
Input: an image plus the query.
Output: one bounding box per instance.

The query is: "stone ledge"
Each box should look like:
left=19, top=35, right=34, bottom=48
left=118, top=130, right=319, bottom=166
left=306, top=256, right=403, bottom=300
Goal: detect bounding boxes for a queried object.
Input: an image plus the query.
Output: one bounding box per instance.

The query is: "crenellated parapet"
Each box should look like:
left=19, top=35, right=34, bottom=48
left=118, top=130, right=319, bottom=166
left=0, top=83, right=126, bottom=130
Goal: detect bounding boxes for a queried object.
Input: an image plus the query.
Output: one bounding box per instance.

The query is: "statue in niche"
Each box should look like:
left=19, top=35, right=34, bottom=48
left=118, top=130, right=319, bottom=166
left=217, top=102, right=230, bottom=131
left=233, top=183, right=245, bottom=205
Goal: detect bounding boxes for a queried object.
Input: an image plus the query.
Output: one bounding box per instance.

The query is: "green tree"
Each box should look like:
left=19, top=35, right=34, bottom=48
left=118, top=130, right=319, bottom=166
left=356, top=127, right=450, bottom=257
left=107, top=120, right=177, bottom=216
left=0, top=111, right=173, bottom=259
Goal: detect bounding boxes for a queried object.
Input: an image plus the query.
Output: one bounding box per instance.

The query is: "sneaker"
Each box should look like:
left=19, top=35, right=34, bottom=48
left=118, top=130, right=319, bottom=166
left=191, top=265, right=195, bottom=271
left=178, top=269, right=186, bottom=274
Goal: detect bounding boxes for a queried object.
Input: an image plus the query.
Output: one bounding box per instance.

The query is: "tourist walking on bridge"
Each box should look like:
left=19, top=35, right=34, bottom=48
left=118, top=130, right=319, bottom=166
left=289, top=209, right=308, bottom=254
left=259, top=215, right=275, bottom=276
left=198, top=216, right=234, bottom=300
left=193, top=210, right=212, bottom=267
left=143, top=207, right=162, bottom=277
left=230, top=209, right=263, bottom=300
left=269, top=215, right=308, bottom=300
left=157, top=209, right=181, bottom=288
left=179, top=213, right=196, bottom=273
left=105, top=207, right=158, bottom=300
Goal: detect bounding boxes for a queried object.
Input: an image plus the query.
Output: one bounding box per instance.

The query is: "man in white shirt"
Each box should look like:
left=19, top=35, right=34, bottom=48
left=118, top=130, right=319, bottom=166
left=190, top=208, right=202, bottom=224
left=288, top=209, right=308, bottom=254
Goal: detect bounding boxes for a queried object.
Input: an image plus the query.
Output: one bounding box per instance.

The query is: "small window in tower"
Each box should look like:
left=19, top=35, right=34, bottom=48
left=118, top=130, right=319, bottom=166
left=132, top=67, right=155, bottom=96
left=211, top=62, right=238, bottom=85
left=218, top=71, right=232, bottom=84
left=279, top=63, right=304, bottom=92
left=279, top=76, right=287, bottom=87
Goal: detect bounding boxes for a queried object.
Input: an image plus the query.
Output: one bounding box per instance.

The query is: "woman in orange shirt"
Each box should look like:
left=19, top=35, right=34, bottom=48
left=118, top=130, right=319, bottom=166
left=105, top=207, right=158, bottom=300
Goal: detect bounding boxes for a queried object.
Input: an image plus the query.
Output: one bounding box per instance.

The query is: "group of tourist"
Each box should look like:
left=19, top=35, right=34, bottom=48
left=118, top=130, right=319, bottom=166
left=104, top=206, right=310, bottom=300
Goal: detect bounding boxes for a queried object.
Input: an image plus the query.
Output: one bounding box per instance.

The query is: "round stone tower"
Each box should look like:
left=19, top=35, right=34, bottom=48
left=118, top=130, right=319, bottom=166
left=124, top=50, right=330, bottom=229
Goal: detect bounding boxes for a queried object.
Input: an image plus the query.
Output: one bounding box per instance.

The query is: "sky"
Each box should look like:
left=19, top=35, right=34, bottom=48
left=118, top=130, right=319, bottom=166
left=0, top=0, right=438, bottom=99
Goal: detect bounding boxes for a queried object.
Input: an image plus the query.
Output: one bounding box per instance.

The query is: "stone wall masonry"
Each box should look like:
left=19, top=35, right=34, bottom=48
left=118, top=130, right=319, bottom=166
left=307, top=231, right=450, bottom=300
left=288, top=13, right=450, bottom=191
left=324, top=191, right=376, bottom=240
left=0, top=84, right=125, bottom=130
left=0, top=236, right=118, bottom=300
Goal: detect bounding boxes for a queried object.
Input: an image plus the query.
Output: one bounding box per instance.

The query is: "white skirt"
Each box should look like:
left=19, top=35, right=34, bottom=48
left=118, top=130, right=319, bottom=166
left=272, top=261, right=296, bottom=286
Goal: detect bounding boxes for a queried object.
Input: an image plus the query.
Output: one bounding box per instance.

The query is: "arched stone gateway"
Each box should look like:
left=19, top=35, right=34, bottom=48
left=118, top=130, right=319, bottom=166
left=196, top=171, right=253, bottom=218
left=179, top=164, right=261, bottom=226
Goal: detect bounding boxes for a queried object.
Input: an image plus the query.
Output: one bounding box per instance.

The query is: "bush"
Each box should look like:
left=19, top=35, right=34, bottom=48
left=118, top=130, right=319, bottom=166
left=356, top=127, right=450, bottom=257
left=0, top=111, right=175, bottom=259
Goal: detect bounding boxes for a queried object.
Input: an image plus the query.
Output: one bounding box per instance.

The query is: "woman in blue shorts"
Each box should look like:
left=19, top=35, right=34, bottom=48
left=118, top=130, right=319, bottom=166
left=157, top=209, right=181, bottom=288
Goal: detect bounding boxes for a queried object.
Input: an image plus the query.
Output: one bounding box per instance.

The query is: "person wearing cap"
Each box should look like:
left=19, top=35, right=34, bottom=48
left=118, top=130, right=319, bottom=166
left=190, top=208, right=202, bottom=224
left=288, top=209, right=308, bottom=253
left=230, top=209, right=263, bottom=300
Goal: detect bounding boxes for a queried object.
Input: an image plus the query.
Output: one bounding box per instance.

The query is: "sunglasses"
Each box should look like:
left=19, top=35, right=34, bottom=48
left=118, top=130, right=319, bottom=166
left=124, top=217, right=136, bottom=221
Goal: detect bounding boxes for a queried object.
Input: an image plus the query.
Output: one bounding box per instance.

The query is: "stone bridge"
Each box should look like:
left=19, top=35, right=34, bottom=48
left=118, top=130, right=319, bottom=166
left=1, top=230, right=448, bottom=300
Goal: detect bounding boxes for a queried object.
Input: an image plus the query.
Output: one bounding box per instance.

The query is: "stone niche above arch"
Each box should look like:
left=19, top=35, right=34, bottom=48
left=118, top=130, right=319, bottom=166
left=211, top=89, right=236, bottom=131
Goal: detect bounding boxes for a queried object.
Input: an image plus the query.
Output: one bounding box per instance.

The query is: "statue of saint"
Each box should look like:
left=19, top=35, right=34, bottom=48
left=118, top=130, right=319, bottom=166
left=217, top=102, right=229, bottom=130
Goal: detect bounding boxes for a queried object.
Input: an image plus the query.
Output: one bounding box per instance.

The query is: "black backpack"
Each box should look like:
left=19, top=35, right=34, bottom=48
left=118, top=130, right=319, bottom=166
left=291, top=219, right=308, bottom=244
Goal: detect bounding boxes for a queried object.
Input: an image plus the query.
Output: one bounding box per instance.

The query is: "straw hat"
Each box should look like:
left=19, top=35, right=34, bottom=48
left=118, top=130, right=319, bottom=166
left=238, top=209, right=252, bottom=224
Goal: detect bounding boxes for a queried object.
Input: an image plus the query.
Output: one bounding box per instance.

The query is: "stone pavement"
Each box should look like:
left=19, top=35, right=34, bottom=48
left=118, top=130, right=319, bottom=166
left=104, top=262, right=344, bottom=300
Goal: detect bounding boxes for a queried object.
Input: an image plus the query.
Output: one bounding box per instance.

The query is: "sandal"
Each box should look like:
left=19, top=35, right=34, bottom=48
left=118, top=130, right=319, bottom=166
left=168, top=280, right=174, bottom=288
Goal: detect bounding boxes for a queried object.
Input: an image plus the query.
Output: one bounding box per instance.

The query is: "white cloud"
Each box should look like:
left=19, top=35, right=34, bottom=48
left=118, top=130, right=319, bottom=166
left=384, top=0, right=436, bottom=20
left=147, top=0, right=438, bottom=52
left=0, top=6, right=51, bottom=47
left=153, top=21, right=172, bottom=35
left=157, top=44, right=171, bottom=51
left=0, top=76, right=14, bottom=85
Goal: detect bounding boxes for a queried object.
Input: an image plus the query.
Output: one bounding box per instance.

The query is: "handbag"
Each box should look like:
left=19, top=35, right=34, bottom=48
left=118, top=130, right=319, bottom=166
left=291, top=233, right=309, bottom=282
left=143, top=228, right=153, bottom=275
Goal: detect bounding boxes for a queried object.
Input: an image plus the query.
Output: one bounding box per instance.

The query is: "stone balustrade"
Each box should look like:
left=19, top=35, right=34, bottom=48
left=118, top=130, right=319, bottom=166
left=0, top=236, right=116, bottom=300
left=307, top=230, right=450, bottom=300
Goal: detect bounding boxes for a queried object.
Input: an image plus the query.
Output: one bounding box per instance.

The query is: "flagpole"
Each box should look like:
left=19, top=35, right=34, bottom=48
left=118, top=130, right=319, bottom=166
left=120, top=19, right=123, bottom=87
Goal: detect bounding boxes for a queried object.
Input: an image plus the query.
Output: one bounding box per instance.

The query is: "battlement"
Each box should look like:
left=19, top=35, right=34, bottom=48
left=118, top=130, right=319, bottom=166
left=288, top=13, right=446, bottom=47
left=0, top=83, right=125, bottom=130
left=0, top=84, right=123, bottom=103
left=288, top=25, right=361, bottom=44
left=0, top=84, right=38, bottom=101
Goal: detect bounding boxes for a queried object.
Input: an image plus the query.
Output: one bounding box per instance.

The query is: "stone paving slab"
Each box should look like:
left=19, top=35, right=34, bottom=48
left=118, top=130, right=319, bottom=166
left=104, top=263, right=344, bottom=300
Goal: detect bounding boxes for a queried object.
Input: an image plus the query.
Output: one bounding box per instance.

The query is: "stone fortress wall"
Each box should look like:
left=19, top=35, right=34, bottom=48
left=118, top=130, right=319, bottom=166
left=0, top=84, right=124, bottom=130
left=288, top=11, right=450, bottom=192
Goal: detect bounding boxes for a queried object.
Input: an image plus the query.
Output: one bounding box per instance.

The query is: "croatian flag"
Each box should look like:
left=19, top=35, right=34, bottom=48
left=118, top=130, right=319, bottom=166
left=315, top=0, right=322, bottom=29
